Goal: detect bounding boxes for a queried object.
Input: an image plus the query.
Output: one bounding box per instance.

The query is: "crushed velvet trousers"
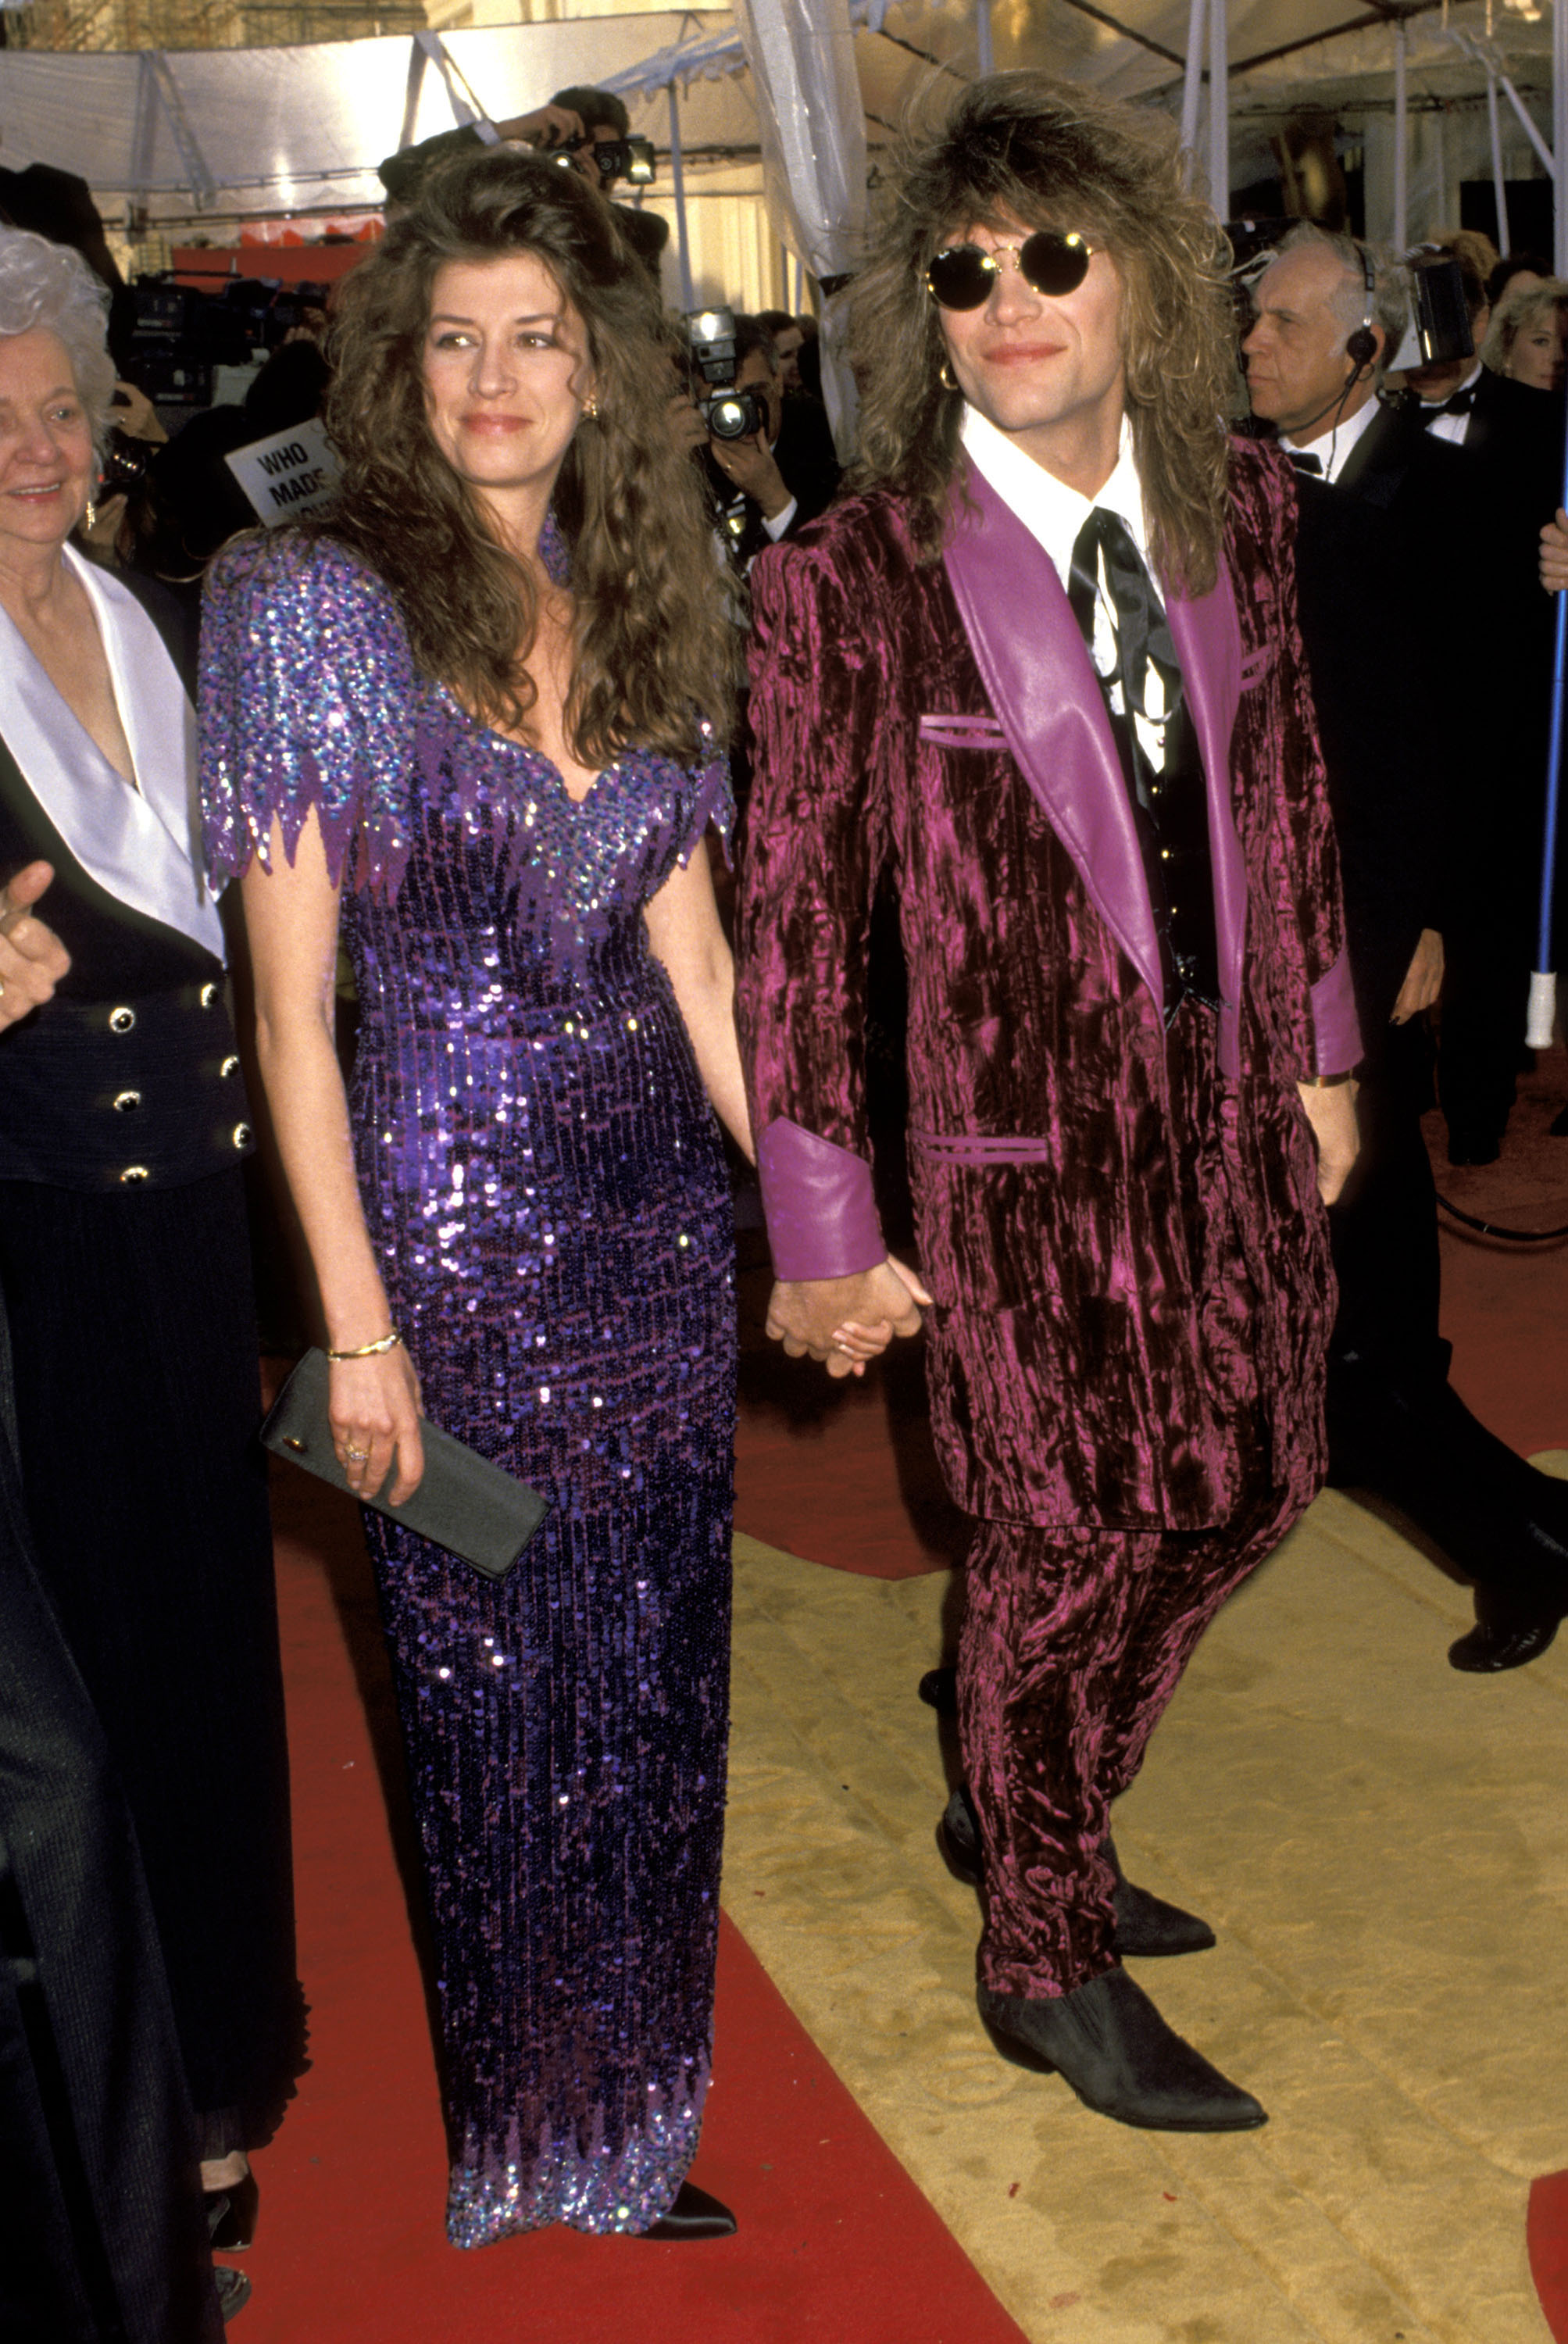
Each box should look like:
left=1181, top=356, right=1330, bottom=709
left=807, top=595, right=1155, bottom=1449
left=958, top=1473, right=1298, bottom=2000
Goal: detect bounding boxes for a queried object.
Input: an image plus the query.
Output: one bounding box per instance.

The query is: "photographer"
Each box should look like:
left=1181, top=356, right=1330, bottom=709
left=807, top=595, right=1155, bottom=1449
left=692, top=314, right=840, bottom=570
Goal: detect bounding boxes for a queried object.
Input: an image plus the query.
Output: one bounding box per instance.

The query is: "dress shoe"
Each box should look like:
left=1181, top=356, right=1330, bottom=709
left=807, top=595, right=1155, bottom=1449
left=938, top=1788, right=1215, bottom=1956
left=917, top=1665, right=959, bottom=1717
left=978, top=1967, right=1265, bottom=2131
left=214, top=2266, right=252, bottom=2322
left=1449, top=1617, right=1559, bottom=1670
left=640, top=2181, right=737, bottom=2239
left=206, top=2169, right=259, bottom=2251
left=1448, top=1585, right=1561, bottom=1673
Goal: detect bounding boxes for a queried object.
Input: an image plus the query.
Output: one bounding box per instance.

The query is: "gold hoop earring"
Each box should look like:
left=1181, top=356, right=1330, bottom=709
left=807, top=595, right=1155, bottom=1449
left=938, top=359, right=959, bottom=392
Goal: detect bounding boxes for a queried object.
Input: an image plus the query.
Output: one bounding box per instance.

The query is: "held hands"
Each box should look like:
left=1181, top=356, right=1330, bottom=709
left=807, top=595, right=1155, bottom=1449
left=329, top=1344, right=425, bottom=1505
left=765, top=1255, right=934, bottom=1380
left=1541, top=509, right=1568, bottom=594
left=1296, top=1078, right=1360, bottom=1206
left=0, top=862, right=69, bottom=1034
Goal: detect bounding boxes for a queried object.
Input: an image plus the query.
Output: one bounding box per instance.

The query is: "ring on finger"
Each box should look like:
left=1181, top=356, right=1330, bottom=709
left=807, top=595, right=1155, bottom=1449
left=343, top=1444, right=369, bottom=1463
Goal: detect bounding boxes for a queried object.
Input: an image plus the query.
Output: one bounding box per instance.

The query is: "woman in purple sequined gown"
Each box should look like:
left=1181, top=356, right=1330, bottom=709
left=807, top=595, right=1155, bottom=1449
left=199, top=154, right=752, bottom=2243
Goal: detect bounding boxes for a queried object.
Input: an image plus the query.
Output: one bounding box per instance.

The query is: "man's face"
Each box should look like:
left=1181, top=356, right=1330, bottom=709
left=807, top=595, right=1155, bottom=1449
left=935, top=212, right=1126, bottom=484
left=773, top=324, right=804, bottom=391
left=1242, top=245, right=1377, bottom=441
left=733, top=348, right=782, bottom=445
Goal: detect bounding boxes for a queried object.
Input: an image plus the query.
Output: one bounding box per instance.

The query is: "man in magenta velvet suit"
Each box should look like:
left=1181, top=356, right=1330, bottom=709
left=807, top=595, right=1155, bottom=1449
left=735, top=73, right=1360, bottom=2132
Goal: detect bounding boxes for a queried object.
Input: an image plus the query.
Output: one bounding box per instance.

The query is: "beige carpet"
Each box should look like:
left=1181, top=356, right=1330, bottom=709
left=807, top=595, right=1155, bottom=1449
left=722, top=1466, right=1568, bottom=2344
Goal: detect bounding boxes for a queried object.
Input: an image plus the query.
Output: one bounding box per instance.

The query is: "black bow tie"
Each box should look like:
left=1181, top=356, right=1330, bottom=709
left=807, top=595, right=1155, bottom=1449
left=1429, top=382, right=1477, bottom=417
left=1287, top=448, right=1323, bottom=476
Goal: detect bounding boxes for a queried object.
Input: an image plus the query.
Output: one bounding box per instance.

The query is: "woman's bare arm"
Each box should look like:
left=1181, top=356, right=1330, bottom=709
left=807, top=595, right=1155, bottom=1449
left=643, top=844, right=754, bottom=1159
left=239, top=806, right=424, bottom=1502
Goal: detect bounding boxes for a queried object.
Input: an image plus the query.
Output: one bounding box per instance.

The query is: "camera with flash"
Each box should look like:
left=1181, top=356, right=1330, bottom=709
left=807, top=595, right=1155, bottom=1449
left=684, top=308, right=766, bottom=443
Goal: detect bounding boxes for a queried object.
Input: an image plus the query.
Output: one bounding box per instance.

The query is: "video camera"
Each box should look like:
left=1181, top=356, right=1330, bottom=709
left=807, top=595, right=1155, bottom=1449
left=127, top=273, right=330, bottom=411
left=684, top=308, right=767, bottom=443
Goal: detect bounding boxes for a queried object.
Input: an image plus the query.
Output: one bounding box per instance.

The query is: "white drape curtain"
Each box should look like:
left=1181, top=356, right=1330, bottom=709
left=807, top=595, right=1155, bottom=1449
left=729, top=0, right=866, bottom=452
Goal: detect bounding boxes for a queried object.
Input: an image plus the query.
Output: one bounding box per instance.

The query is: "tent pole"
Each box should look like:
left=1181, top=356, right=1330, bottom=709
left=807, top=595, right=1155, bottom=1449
left=1556, top=0, right=1568, bottom=273
left=1180, top=0, right=1206, bottom=180
left=667, top=81, right=695, bottom=313
left=975, top=0, right=994, bottom=76
left=1394, top=20, right=1408, bottom=249
left=1488, top=71, right=1511, bottom=254
left=1498, top=72, right=1556, bottom=180
left=398, top=35, right=426, bottom=156
left=1206, top=0, right=1227, bottom=216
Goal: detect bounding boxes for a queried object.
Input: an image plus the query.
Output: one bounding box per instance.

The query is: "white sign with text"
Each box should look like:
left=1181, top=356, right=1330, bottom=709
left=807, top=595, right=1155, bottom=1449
left=224, top=416, right=339, bottom=527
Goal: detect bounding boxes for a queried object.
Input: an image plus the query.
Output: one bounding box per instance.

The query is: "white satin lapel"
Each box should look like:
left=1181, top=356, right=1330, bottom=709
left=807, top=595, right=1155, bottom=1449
left=0, top=548, right=223, bottom=959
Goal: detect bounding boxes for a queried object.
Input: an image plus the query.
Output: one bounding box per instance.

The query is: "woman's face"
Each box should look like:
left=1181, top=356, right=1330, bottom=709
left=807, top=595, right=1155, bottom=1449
left=1510, top=306, right=1567, bottom=392
left=420, top=251, right=595, bottom=515
left=0, top=327, right=94, bottom=561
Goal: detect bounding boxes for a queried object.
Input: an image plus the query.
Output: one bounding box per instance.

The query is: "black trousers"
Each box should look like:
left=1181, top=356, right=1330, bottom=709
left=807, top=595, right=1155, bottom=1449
left=0, top=1313, right=220, bottom=2344
left=1328, top=1022, right=1568, bottom=1606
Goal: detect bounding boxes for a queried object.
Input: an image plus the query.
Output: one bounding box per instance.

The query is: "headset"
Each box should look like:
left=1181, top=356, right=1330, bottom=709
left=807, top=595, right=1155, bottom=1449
left=1344, top=239, right=1380, bottom=377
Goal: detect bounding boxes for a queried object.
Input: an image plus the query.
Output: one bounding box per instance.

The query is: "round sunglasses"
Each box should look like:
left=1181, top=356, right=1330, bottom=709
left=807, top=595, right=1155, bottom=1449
left=925, top=230, right=1095, bottom=312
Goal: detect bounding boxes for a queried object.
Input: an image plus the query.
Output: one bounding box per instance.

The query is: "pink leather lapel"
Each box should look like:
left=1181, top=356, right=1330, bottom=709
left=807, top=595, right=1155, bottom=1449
left=943, top=461, right=1248, bottom=1042
left=942, top=466, right=1163, bottom=1002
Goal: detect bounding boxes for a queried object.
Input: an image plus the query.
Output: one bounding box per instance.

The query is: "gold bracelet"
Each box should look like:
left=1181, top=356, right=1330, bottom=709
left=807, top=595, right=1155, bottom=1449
left=326, top=1330, right=403, bottom=1361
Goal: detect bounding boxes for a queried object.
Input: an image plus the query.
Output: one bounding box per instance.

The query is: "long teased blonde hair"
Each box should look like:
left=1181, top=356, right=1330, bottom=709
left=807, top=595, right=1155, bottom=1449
left=317, top=146, right=738, bottom=759
left=850, top=70, right=1238, bottom=597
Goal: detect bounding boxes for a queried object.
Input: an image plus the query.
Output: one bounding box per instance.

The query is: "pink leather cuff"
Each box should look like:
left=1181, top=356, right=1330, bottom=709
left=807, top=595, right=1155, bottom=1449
left=757, top=1117, right=884, bottom=1281
left=1309, top=952, right=1363, bottom=1076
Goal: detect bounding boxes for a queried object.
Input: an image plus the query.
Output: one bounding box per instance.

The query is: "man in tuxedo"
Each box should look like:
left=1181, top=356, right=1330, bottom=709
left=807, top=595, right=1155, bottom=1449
left=738, top=72, right=1358, bottom=2133
left=1246, top=223, right=1568, bottom=1669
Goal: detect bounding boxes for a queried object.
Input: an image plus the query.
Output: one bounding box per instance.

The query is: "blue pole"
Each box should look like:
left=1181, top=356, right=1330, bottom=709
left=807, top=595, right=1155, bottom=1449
left=1527, top=399, right=1568, bottom=1047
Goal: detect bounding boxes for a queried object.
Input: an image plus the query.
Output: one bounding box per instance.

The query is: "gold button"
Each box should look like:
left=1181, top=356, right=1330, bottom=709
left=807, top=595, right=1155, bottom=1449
left=113, top=1089, right=142, bottom=1113
left=109, top=1006, right=136, bottom=1034
left=220, top=1054, right=240, bottom=1078
left=282, top=1435, right=306, bottom=1454
left=199, top=982, right=220, bottom=1009
left=120, top=1164, right=149, bottom=1184
left=232, top=1123, right=252, bottom=1149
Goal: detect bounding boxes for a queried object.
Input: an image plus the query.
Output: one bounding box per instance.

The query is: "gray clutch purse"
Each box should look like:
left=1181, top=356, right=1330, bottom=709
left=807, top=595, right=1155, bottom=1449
left=260, top=1347, right=550, bottom=1581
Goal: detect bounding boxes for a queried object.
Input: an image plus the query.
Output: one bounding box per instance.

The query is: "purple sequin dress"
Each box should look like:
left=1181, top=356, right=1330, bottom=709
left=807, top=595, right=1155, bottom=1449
left=200, top=533, right=734, bottom=2244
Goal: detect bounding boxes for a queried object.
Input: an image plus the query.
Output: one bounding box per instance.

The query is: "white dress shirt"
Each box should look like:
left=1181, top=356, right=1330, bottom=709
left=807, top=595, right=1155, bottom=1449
left=1286, top=388, right=1380, bottom=485
left=960, top=402, right=1170, bottom=771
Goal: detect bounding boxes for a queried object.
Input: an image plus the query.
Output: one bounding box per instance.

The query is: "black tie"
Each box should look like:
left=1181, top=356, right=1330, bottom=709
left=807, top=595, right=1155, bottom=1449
left=1066, top=507, right=1221, bottom=1017
left=1288, top=448, right=1323, bottom=476
left=1438, top=382, right=1477, bottom=416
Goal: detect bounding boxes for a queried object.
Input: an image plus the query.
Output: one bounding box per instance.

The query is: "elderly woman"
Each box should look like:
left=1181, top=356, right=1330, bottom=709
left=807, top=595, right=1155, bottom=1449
left=0, top=229, right=298, bottom=2269
left=1482, top=275, right=1568, bottom=391
left=201, top=149, right=760, bottom=2246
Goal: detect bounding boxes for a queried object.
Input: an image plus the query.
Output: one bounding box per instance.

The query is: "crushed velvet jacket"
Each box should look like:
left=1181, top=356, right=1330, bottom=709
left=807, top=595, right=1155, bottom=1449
left=737, top=438, right=1359, bottom=1532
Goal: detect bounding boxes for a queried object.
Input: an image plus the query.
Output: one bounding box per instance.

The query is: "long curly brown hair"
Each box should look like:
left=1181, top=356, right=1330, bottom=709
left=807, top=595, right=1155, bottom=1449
left=850, top=71, right=1237, bottom=596
left=317, top=146, right=738, bottom=759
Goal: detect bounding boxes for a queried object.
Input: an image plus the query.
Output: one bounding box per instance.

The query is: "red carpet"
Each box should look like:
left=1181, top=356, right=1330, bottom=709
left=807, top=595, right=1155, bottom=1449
left=238, top=1053, right=1568, bottom=2337
left=1532, top=2173, right=1568, bottom=2344
left=235, top=1450, right=1027, bottom=2343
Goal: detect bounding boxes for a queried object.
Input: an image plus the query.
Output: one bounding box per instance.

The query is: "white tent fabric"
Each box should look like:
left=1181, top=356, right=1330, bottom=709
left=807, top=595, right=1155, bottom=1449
left=0, top=2, right=1558, bottom=266
left=730, top=0, right=865, bottom=447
